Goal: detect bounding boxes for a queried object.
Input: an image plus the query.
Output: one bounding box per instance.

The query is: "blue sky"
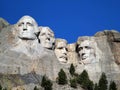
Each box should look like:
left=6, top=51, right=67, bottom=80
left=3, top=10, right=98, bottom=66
left=1, top=0, right=120, bottom=43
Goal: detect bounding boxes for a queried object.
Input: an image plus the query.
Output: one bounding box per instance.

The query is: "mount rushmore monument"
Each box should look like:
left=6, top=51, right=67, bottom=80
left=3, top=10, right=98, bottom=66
left=0, top=15, right=120, bottom=90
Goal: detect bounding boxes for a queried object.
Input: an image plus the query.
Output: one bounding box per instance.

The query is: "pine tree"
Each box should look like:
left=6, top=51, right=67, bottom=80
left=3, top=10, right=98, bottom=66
left=0, top=84, right=2, bottom=90
left=94, top=83, right=98, bottom=90
left=34, top=86, right=39, bottom=90
left=69, top=63, right=75, bottom=76
left=87, top=80, right=94, bottom=90
left=70, top=78, right=77, bottom=88
left=44, top=80, right=53, bottom=90
left=77, top=70, right=89, bottom=85
left=77, top=70, right=93, bottom=90
left=109, top=81, right=117, bottom=90
left=98, top=72, right=108, bottom=90
left=58, top=69, right=67, bottom=85
left=41, top=75, right=46, bottom=87
left=41, top=75, right=53, bottom=90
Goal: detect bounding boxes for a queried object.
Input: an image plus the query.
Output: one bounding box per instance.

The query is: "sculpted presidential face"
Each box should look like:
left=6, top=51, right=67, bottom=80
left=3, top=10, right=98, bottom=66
left=54, top=39, right=67, bottom=63
left=39, top=27, right=55, bottom=49
left=17, top=16, right=38, bottom=40
left=78, top=40, right=95, bottom=64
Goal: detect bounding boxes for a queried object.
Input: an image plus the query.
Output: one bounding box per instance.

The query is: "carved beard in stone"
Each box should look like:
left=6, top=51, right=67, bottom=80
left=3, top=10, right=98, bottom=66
left=39, top=27, right=55, bottom=49
left=78, top=40, right=95, bottom=64
left=17, top=16, right=38, bottom=40
left=54, top=39, right=67, bottom=63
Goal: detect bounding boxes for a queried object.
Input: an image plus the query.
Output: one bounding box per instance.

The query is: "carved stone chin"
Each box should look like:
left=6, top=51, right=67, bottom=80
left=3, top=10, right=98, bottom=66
left=39, top=27, right=55, bottom=49
left=16, top=15, right=39, bottom=40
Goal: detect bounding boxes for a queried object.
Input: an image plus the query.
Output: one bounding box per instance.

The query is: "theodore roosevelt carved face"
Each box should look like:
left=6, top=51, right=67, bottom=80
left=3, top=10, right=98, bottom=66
left=54, top=39, right=67, bottom=63
left=17, top=16, right=39, bottom=40
left=39, top=27, right=55, bottom=49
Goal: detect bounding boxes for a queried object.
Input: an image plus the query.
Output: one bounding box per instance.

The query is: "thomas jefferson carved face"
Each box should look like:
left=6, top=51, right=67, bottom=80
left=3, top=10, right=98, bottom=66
left=17, top=16, right=38, bottom=40
left=78, top=40, right=95, bottom=64
left=54, top=39, right=67, bottom=63
left=39, top=27, right=55, bottom=49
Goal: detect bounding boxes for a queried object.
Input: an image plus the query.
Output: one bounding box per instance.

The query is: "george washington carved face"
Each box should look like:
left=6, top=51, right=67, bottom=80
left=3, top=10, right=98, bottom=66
left=17, top=16, right=39, bottom=40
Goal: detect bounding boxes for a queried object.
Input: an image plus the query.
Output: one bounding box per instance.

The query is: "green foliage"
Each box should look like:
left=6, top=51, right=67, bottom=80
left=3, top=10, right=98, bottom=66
left=87, top=80, right=94, bottom=90
left=69, top=63, right=75, bottom=76
left=94, top=83, right=98, bottom=90
left=34, top=86, right=39, bottom=90
left=77, top=70, right=93, bottom=90
left=44, top=80, right=53, bottom=90
left=70, top=78, right=77, bottom=88
left=58, top=69, right=67, bottom=85
left=109, top=81, right=117, bottom=90
left=41, top=75, right=46, bottom=87
left=77, top=70, right=89, bottom=84
left=98, top=72, right=108, bottom=90
left=0, top=84, right=2, bottom=90
left=41, top=75, right=53, bottom=90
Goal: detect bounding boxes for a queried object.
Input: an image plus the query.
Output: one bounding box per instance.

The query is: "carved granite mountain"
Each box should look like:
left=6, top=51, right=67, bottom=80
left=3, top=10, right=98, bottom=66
left=0, top=16, right=120, bottom=90
left=0, top=16, right=62, bottom=90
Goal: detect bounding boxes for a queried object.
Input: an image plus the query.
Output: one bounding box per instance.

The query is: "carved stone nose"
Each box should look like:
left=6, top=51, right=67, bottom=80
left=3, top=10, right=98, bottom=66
left=23, top=28, right=27, bottom=31
left=47, top=38, right=50, bottom=41
left=64, top=53, right=67, bottom=55
left=82, top=53, right=85, bottom=56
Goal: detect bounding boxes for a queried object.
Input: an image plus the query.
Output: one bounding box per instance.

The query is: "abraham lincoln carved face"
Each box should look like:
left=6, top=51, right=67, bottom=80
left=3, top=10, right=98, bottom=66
left=77, top=37, right=101, bottom=65
left=78, top=40, right=95, bottom=62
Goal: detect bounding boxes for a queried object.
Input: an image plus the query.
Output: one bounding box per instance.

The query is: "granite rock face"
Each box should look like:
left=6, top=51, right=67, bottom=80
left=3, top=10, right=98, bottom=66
left=67, top=43, right=78, bottom=64
left=0, top=16, right=61, bottom=90
left=0, top=16, right=120, bottom=90
left=0, top=18, right=9, bottom=30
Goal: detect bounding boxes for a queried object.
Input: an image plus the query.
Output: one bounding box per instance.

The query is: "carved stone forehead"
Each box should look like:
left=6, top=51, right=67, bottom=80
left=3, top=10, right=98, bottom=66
left=77, top=36, right=90, bottom=45
left=77, top=36, right=96, bottom=48
left=79, top=40, right=93, bottom=47
left=55, top=39, right=67, bottom=47
left=39, top=27, right=54, bottom=36
left=17, top=15, right=38, bottom=26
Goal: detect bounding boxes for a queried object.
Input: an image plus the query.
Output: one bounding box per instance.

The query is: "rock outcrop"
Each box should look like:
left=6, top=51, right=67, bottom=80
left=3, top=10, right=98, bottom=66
left=0, top=18, right=9, bottom=30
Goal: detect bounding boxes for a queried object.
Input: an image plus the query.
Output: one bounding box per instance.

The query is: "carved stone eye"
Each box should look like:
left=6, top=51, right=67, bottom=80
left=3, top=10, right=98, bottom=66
left=27, top=22, right=33, bottom=26
left=85, top=46, right=91, bottom=49
left=48, top=33, right=52, bottom=37
left=58, top=47, right=63, bottom=49
left=18, top=22, right=24, bottom=27
left=78, top=47, right=83, bottom=51
left=41, top=33, right=45, bottom=36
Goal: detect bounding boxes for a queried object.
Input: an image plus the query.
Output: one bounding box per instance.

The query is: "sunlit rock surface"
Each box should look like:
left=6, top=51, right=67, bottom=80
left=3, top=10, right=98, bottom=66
left=0, top=18, right=9, bottom=30
left=0, top=16, right=120, bottom=90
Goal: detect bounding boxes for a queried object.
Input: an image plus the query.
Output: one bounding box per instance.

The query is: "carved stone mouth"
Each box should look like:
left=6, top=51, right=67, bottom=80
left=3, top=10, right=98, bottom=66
left=60, top=56, right=67, bottom=59
left=45, top=38, right=50, bottom=42
left=82, top=56, right=88, bottom=60
left=18, top=36, right=35, bottom=40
